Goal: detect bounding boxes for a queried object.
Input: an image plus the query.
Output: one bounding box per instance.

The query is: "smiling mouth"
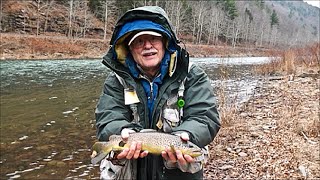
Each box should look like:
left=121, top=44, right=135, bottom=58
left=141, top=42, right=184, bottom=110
left=143, top=52, right=157, bottom=57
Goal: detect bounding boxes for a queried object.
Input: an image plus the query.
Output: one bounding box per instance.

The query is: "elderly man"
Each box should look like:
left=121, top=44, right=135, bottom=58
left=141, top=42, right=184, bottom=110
left=95, top=6, right=220, bottom=180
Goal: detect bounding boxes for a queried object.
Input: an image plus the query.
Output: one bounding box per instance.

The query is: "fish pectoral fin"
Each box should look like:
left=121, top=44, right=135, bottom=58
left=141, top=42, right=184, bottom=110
left=170, top=145, right=176, bottom=154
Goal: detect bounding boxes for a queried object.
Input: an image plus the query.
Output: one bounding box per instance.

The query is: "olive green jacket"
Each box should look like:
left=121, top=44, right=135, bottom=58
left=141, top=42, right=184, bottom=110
left=95, top=6, right=220, bottom=180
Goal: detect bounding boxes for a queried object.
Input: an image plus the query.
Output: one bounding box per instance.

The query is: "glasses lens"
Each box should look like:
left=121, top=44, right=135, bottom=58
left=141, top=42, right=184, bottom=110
left=132, top=36, right=162, bottom=49
left=151, top=36, right=162, bottom=44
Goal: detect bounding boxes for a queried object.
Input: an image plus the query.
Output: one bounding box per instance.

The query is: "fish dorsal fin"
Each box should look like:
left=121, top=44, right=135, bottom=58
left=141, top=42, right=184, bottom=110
left=109, top=135, right=122, bottom=141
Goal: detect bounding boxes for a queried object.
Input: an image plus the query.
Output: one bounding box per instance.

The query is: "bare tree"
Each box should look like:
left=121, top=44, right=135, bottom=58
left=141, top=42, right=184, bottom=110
left=231, top=21, right=240, bottom=47
left=68, top=0, right=74, bottom=38
left=83, top=0, right=88, bottom=38
left=0, top=0, right=2, bottom=32
left=43, top=0, right=55, bottom=34
left=103, top=0, right=109, bottom=40
left=34, top=0, right=50, bottom=36
left=193, top=2, right=206, bottom=44
left=207, top=5, right=223, bottom=45
left=174, top=1, right=181, bottom=36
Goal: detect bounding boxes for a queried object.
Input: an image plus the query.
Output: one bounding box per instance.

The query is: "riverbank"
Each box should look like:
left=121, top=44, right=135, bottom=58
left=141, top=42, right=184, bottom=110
left=205, top=73, right=319, bottom=179
left=0, top=33, right=275, bottom=60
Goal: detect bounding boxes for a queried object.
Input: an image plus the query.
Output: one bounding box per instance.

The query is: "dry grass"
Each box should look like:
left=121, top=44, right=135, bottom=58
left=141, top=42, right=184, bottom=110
left=206, top=74, right=319, bottom=179
left=215, top=64, right=240, bottom=128
left=253, top=43, right=320, bottom=138
left=254, top=43, right=320, bottom=76
left=28, top=38, right=85, bottom=54
left=1, top=33, right=109, bottom=59
left=206, top=44, right=319, bottom=179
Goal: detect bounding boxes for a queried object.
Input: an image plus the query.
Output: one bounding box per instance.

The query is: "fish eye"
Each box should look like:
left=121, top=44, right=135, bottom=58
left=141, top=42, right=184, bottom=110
left=119, top=141, right=126, bottom=147
left=188, top=144, right=194, bottom=148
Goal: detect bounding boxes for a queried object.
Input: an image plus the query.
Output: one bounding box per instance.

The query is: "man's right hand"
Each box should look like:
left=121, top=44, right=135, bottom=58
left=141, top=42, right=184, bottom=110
left=116, top=128, right=148, bottom=160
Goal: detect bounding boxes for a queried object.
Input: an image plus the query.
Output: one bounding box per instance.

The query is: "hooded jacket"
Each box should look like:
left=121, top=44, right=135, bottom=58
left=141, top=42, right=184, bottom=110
left=95, top=6, right=220, bottom=180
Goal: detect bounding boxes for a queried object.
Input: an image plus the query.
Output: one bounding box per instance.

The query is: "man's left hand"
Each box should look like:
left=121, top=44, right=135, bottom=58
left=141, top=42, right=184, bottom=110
left=161, top=132, right=195, bottom=165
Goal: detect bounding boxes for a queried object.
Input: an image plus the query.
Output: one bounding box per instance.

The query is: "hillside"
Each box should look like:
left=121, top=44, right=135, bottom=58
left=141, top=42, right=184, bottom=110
left=0, top=0, right=319, bottom=60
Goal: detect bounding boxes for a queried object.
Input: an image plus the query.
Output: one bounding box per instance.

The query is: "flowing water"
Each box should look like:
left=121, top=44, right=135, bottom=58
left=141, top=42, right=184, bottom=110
left=0, top=57, right=270, bottom=179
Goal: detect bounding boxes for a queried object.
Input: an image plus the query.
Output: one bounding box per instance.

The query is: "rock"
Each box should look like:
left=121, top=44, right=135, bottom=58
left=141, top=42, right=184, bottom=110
left=238, top=152, right=248, bottom=157
left=36, top=145, right=51, bottom=151
left=46, top=160, right=56, bottom=166
left=250, top=132, right=260, bottom=138
left=19, top=136, right=28, bottom=141
left=62, top=110, right=73, bottom=115
left=240, top=112, right=248, bottom=117
left=268, top=76, right=285, bottom=81
left=218, top=165, right=233, bottom=170
left=47, top=160, right=66, bottom=168
left=298, top=165, right=308, bottom=178
left=262, top=125, right=274, bottom=130
left=56, top=161, right=67, bottom=168
left=226, top=147, right=233, bottom=152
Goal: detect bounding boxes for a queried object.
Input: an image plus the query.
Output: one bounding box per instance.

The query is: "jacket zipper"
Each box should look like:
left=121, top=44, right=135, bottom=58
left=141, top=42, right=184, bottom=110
left=149, top=82, right=153, bottom=100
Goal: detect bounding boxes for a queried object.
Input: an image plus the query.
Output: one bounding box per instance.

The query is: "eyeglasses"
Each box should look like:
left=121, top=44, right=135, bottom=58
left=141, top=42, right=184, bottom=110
left=130, top=36, right=163, bottom=49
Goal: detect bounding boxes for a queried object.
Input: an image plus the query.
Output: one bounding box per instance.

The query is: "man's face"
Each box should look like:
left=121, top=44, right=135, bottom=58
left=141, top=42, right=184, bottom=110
left=129, top=34, right=165, bottom=77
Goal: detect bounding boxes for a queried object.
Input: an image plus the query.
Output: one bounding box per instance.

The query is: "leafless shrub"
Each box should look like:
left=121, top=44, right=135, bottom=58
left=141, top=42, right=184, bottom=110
left=282, top=50, right=296, bottom=74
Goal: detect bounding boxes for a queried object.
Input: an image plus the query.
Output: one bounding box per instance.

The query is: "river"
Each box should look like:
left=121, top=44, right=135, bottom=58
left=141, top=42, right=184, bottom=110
left=0, top=57, right=270, bottom=179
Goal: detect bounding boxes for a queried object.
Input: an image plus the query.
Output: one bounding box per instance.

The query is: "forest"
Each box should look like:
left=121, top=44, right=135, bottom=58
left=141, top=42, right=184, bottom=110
left=1, top=0, right=319, bottom=49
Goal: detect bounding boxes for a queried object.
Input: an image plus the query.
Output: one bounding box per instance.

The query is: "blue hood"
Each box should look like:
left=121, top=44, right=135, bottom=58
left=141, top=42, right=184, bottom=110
left=112, top=20, right=177, bottom=61
left=115, top=20, right=170, bottom=43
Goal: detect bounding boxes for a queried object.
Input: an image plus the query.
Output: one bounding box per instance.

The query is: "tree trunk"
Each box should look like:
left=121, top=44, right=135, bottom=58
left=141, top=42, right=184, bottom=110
left=192, top=14, right=196, bottom=43
left=213, top=11, right=221, bottom=45
left=83, top=0, right=88, bottom=38
left=198, top=11, right=204, bottom=44
left=0, top=0, right=2, bottom=31
left=175, top=1, right=181, bottom=37
left=207, top=13, right=214, bottom=44
left=44, top=0, right=53, bottom=34
left=68, top=0, right=74, bottom=38
left=36, top=0, right=41, bottom=36
left=103, top=0, right=108, bottom=40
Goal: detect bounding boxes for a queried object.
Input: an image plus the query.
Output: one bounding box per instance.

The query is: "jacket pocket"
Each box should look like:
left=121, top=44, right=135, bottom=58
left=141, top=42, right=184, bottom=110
left=100, top=158, right=137, bottom=180
left=162, top=108, right=180, bottom=132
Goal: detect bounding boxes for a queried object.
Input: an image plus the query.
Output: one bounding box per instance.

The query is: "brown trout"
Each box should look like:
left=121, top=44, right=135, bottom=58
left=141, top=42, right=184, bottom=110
left=91, top=131, right=203, bottom=164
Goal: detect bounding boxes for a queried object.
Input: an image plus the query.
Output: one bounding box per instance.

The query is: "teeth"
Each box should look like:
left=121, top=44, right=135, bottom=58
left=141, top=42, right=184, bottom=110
left=144, top=53, right=154, bottom=56
left=143, top=52, right=156, bottom=56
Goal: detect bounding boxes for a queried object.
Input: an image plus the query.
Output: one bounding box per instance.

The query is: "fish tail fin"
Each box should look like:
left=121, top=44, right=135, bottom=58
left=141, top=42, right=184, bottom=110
left=91, top=142, right=114, bottom=164
left=92, top=142, right=114, bottom=154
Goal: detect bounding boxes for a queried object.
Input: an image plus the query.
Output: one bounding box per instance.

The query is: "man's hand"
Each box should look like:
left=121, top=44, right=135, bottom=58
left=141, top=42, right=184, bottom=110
left=161, top=132, right=195, bottom=165
left=116, top=128, right=148, bottom=160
